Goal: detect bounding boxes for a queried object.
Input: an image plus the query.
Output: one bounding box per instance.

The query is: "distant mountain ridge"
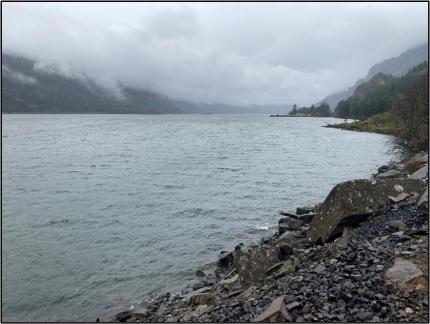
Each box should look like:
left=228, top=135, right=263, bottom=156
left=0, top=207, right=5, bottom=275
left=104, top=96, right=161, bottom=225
left=1, top=53, right=292, bottom=114
left=319, top=43, right=428, bottom=109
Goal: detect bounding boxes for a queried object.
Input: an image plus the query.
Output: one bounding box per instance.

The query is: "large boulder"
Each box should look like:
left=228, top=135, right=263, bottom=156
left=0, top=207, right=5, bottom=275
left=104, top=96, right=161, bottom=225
left=308, top=178, right=425, bottom=243
left=233, top=231, right=307, bottom=287
left=233, top=244, right=280, bottom=288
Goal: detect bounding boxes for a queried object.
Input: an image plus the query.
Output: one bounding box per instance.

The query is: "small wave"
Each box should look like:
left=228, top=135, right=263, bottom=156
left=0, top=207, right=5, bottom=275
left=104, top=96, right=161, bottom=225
left=51, top=289, right=83, bottom=305
left=216, top=167, right=240, bottom=172
left=247, top=223, right=275, bottom=234
left=255, top=225, right=270, bottom=230
left=34, top=219, right=73, bottom=228
left=163, top=184, right=185, bottom=190
left=100, top=204, right=114, bottom=211
left=47, top=219, right=72, bottom=226
left=174, top=208, right=215, bottom=218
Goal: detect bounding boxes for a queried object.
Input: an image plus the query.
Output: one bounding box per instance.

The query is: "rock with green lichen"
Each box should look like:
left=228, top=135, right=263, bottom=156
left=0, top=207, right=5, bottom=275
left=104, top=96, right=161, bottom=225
left=308, top=178, right=426, bottom=243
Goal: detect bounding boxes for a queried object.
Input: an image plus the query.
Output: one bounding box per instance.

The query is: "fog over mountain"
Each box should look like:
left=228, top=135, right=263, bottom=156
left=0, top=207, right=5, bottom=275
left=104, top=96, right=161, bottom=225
left=2, top=2, right=428, bottom=107
left=318, top=43, right=429, bottom=109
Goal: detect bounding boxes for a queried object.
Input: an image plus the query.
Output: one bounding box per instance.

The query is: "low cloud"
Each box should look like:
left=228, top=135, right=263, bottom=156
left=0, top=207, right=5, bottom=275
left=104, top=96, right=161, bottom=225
left=2, top=65, right=38, bottom=84
left=2, top=2, right=428, bottom=105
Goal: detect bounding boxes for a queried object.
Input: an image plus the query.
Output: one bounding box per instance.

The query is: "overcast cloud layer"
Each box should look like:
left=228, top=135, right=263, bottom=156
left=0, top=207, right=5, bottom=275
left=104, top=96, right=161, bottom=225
left=2, top=2, right=428, bottom=105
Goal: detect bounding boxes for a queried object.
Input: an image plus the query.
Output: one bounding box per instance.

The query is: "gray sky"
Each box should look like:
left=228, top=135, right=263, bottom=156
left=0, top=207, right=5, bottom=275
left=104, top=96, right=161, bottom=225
left=2, top=2, right=428, bottom=105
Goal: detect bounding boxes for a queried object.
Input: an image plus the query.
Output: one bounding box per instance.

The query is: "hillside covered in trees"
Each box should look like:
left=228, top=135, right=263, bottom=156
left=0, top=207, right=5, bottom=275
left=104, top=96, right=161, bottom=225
left=330, top=62, right=428, bottom=154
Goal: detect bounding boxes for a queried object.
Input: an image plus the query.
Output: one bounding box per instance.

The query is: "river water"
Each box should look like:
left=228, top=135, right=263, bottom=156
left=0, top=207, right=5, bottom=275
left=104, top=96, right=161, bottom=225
left=2, top=114, right=392, bottom=321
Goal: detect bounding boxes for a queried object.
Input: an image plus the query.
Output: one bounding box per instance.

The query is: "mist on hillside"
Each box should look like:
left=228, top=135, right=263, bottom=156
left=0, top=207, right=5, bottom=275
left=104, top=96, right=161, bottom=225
left=2, top=2, right=427, bottom=107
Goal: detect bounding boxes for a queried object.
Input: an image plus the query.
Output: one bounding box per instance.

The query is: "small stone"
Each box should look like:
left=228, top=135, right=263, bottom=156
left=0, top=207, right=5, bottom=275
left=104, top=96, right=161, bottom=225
left=344, top=265, right=355, bottom=272
left=286, top=301, right=300, bottom=311
left=351, top=271, right=362, bottom=281
left=313, top=264, right=326, bottom=274
left=373, top=235, right=389, bottom=244
left=301, top=303, right=311, bottom=314
left=378, top=165, right=389, bottom=173
left=296, top=206, right=315, bottom=215
left=399, top=309, right=407, bottom=317
left=357, top=311, right=372, bottom=320
left=388, top=220, right=407, bottom=231
left=329, top=258, right=338, bottom=265
left=115, top=311, right=132, bottom=322
left=375, top=169, right=401, bottom=178
left=336, top=236, right=349, bottom=249
left=375, top=293, right=384, bottom=300
left=388, top=193, right=410, bottom=203
left=376, top=265, right=384, bottom=272
left=283, top=294, right=296, bottom=303
left=336, top=314, right=345, bottom=321
left=254, top=296, right=292, bottom=322
left=405, top=307, right=413, bottom=314
left=190, top=292, right=217, bottom=306
left=195, top=269, right=206, bottom=278
left=303, top=314, right=313, bottom=321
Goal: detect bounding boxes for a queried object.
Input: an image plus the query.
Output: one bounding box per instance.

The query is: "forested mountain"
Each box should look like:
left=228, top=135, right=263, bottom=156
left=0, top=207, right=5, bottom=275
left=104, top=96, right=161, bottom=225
left=2, top=54, right=181, bottom=114
left=2, top=53, right=292, bottom=114
left=319, top=44, right=428, bottom=109
left=335, top=62, right=428, bottom=119
left=334, top=62, right=428, bottom=153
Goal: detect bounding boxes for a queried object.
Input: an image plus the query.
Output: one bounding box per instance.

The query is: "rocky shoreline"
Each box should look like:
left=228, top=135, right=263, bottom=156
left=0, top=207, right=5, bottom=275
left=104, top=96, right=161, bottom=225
left=112, top=152, right=429, bottom=323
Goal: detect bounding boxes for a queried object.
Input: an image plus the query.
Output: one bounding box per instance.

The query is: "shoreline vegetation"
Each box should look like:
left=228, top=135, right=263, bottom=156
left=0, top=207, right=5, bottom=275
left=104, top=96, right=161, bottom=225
left=324, top=111, right=403, bottom=136
left=112, top=150, right=429, bottom=322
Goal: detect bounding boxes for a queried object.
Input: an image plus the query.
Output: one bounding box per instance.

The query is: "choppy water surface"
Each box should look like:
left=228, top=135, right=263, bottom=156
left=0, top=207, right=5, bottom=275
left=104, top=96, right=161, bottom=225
left=2, top=114, right=392, bottom=321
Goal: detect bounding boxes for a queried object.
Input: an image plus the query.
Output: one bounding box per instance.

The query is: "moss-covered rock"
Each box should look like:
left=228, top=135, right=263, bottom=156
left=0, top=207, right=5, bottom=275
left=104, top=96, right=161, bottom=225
left=233, top=232, right=307, bottom=287
left=308, top=178, right=426, bottom=243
